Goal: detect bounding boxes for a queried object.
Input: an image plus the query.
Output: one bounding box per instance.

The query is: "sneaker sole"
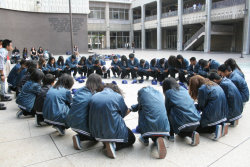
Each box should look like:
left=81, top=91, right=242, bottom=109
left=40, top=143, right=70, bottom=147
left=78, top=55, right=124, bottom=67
left=214, top=125, right=222, bottom=141
left=73, top=136, right=82, bottom=150
left=157, top=137, right=167, bottom=159
left=105, top=142, right=116, bottom=159
left=192, top=132, right=200, bottom=146
left=222, top=124, right=229, bottom=136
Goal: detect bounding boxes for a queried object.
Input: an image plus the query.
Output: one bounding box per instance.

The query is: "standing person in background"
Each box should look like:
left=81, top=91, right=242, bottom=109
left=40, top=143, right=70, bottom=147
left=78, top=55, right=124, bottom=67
left=22, top=48, right=28, bottom=60
left=0, top=39, right=13, bottom=103
left=37, top=47, right=44, bottom=58
left=0, top=40, right=6, bottom=110
left=73, top=45, right=78, bottom=55
left=30, top=47, right=38, bottom=60
left=132, top=41, right=135, bottom=53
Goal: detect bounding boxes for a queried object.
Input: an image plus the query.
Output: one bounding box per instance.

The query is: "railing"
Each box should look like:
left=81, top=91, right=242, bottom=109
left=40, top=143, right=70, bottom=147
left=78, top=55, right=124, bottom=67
left=145, top=15, right=157, bottom=21
left=184, top=26, right=205, bottom=50
left=162, top=10, right=178, bottom=18
left=212, top=0, right=245, bottom=9
left=183, top=5, right=205, bottom=14
left=133, top=18, right=141, bottom=24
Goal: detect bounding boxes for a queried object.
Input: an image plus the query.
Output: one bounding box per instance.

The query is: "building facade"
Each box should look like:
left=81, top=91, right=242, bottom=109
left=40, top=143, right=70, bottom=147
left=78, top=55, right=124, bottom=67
left=0, top=0, right=89, bottom=54
left=0, top=0, right=249, bottom=54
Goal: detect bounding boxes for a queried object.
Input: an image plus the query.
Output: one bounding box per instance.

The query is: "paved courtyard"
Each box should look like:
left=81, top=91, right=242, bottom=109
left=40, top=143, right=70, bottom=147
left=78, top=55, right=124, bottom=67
left=0, top=50, right=250, bottom=167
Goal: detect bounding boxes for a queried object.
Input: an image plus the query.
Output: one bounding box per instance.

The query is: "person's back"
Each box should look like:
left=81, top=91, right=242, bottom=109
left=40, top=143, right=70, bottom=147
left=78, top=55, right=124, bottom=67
left=220, top=78, right=243, bottom=122
left=135, top=86, right=170, bottom=135
left=7, top=63, right=21, bottom=87
left=89, top=88, right=128, bottom=142
left=66, top=87, right=93, bottom=134
left=198, top=84, right=227, bottom=127
left=165, top=86, right=201, bottom=133
left=229, top=71, right=249, bottom=103
left=43, top=87, right=71, bottom=125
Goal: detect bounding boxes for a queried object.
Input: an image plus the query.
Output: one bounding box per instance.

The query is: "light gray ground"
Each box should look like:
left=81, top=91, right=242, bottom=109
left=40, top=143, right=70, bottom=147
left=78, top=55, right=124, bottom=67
left=0, top=50, right=250, bottom=167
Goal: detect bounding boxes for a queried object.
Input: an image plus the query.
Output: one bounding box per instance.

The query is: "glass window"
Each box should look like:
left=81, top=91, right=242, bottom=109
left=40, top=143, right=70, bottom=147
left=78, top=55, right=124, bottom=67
left=88, top=7, right=105, bottom=19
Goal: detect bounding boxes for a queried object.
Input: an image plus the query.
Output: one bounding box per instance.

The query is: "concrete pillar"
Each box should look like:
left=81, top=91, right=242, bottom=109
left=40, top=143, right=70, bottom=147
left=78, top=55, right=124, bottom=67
left=105, top=2, right=110, bottom=49
left=204, top=0, right=212, bottom=53
left=243, top=0, right=250, bottom=55
left=141, top=5, right=146, bottom=50
left=177, top=0, right=183, bottom=51
left=129, top=7, right=134, bottom=48
left=157, top=0, right=162, bottom=50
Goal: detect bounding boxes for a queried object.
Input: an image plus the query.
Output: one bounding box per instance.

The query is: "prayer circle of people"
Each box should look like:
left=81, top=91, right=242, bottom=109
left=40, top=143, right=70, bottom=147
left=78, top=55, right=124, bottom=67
left=11, top=52, right=248, bottom=159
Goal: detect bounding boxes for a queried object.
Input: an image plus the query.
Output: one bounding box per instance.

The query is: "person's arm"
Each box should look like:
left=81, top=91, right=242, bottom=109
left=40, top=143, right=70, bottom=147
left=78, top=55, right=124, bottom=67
left=0, top=54, right=5, bottom=81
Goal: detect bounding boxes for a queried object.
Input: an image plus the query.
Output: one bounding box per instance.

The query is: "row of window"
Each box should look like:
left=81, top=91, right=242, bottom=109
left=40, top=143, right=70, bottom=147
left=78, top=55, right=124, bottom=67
left=88, top=7, right=129, bottom=20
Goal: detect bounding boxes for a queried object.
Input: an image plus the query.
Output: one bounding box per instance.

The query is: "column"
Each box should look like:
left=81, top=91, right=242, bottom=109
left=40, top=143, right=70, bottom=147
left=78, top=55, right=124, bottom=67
left=157, top=0, right=162, bottom=50
left=204, top=0, right=211, bottom=53
left=105, top=2, right=110, bottom=49
left=243, top=0, right=250, bottom=55
left=129, top=7, right=134, bottom=48
left=141, top=5, right=146, bottom=50
left=177, top=0, right=183, bottom=51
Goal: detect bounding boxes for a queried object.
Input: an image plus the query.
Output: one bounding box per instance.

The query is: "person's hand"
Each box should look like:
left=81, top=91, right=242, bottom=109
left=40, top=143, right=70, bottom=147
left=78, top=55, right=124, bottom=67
left=184, top=70, right=187, bottom=73
left=134, top=67, right=138, bottom=70
left=164, top=69, right=169, bottom=73
left=147, top=69, right=152, bottom=72
left=1, top=75, right=5, bottom=82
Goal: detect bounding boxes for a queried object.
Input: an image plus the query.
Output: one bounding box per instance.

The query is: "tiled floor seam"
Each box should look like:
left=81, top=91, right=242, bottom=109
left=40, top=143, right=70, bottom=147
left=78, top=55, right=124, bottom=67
left=207, top=136, right=250, bottom=167
left=24, top=157, right=63, bottom=167
left=49, top=134, right=63, bottom=157
left=0, top=134, right=49, bottom=144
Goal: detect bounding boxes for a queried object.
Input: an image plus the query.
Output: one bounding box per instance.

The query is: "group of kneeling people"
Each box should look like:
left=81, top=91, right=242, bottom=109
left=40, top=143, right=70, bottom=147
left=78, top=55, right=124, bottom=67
left=13, top=56, right=249, bottom=159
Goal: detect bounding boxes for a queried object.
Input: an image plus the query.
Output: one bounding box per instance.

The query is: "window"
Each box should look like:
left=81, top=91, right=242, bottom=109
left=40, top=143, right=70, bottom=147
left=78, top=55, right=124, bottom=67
left=109, top=8, right=129, bottom=20
left=88, top=7, right=105, bottom=19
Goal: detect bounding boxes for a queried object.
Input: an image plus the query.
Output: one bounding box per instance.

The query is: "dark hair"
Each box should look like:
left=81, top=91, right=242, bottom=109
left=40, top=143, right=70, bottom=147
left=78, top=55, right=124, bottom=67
left=86, top=73, right=103, bottom=93
left=43, top=74, right=55, bottom=85
left=176, top=54, right=184, bottom=61
left=224, top=58, right=243, bottom=74
left=200, top=60, right=209, bottom=68
left=159, top=58, right=165, bottom=65
left=105, top=83, right=124, bottom=96
left=208, top=72, right=221, bottom=81
left=121, top=55, right=127, bottom=63
left=0, top=40, right=2, bottom=43
left=48, top=57, right=56, bottom=67
left=71, top=55, right=76, bottom=60
left=20, top=59, right=26, bottom=65
left=190, top=57, right=196, bottom=61
left=38, top=58, right=46, bottom=69
left=54, top=74, right=74, bottom=90
left=168, top=55, right=177, bottom=67
left=162, top=77, right=180, bottom=93
left=150, top=58, right=156, bottom=66
left=218, top=64, right=232, bottom=72
left=57, top=56, right=64, bottom=66
left=94, top=59, right=100, bottom=65
left=79, top=56, right=86, bottom=65
left=189, top=75, right=216, bottom=100
left=88, top=55, right=93, bottom=61
left=113, top=55, right=118, bottom=59
left=129, top=53, right=135, bottom=59
left=2, top=39, right=12, bottom=48
left=140, top=59, right=145, bottom=65
left=198, top=59, right=204, bottom=65
left=27, top=60, right=38, bottom=73
left=30, top=69, right=44, bottom=83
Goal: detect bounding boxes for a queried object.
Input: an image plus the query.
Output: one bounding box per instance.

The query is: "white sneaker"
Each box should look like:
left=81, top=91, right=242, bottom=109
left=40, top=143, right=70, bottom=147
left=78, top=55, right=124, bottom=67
left=156, top=137, right=167, bottom=159
left=16, top=110, right=23, bottom=118
left=105, top=142, right=116, bottom=159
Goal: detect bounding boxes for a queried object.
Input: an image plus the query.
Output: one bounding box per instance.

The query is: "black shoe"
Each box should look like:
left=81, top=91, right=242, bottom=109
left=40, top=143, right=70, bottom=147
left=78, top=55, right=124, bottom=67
left=1, top=95, right=12, bottom=102
left=0, top=105, right=6, bottom=110
left=0, top=103, right=4, bottom=107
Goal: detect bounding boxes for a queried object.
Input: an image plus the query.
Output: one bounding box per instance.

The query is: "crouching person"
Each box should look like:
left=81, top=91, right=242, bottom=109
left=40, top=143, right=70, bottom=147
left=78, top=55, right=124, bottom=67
left=16, top=69, right=44, bottom=118
left=89, top=83, right=135, bottom=159
left=43, top=74, right=74, bottom=136
left=189, top=75, right=228, bottom=141
left=66, top=74, right=104, bottom=150
left=34, top=74, right=56, bottom=126
left=131, top=86, right=170, bottom=159
left=162, top=78, right=201, bottom=146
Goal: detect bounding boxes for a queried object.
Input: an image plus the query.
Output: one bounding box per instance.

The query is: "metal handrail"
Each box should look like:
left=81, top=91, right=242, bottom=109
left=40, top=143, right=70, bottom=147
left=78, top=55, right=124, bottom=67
left=184, top=26, right=205, bottom=49
left=183, top=5, right=205, bottom=14
left=162, top=10, right=178, bottom=18
left=212, top=0, right=245, bottom=9
left=145, top=15, right=157, bottom=21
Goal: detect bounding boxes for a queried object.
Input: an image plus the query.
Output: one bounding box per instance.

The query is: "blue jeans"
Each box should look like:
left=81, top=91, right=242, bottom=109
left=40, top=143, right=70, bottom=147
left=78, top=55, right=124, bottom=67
left=0, top=79, right=5, bottom=96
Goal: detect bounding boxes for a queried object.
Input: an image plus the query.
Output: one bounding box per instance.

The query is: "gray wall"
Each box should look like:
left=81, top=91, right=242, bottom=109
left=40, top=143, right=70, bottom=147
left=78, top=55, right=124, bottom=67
left=0, top=8, right=88, bottom=55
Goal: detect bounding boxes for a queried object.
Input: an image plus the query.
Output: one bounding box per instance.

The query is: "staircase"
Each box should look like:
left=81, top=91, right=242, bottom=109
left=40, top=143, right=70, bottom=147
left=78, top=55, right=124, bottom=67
left=184, top=26, right=205, bottom=51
